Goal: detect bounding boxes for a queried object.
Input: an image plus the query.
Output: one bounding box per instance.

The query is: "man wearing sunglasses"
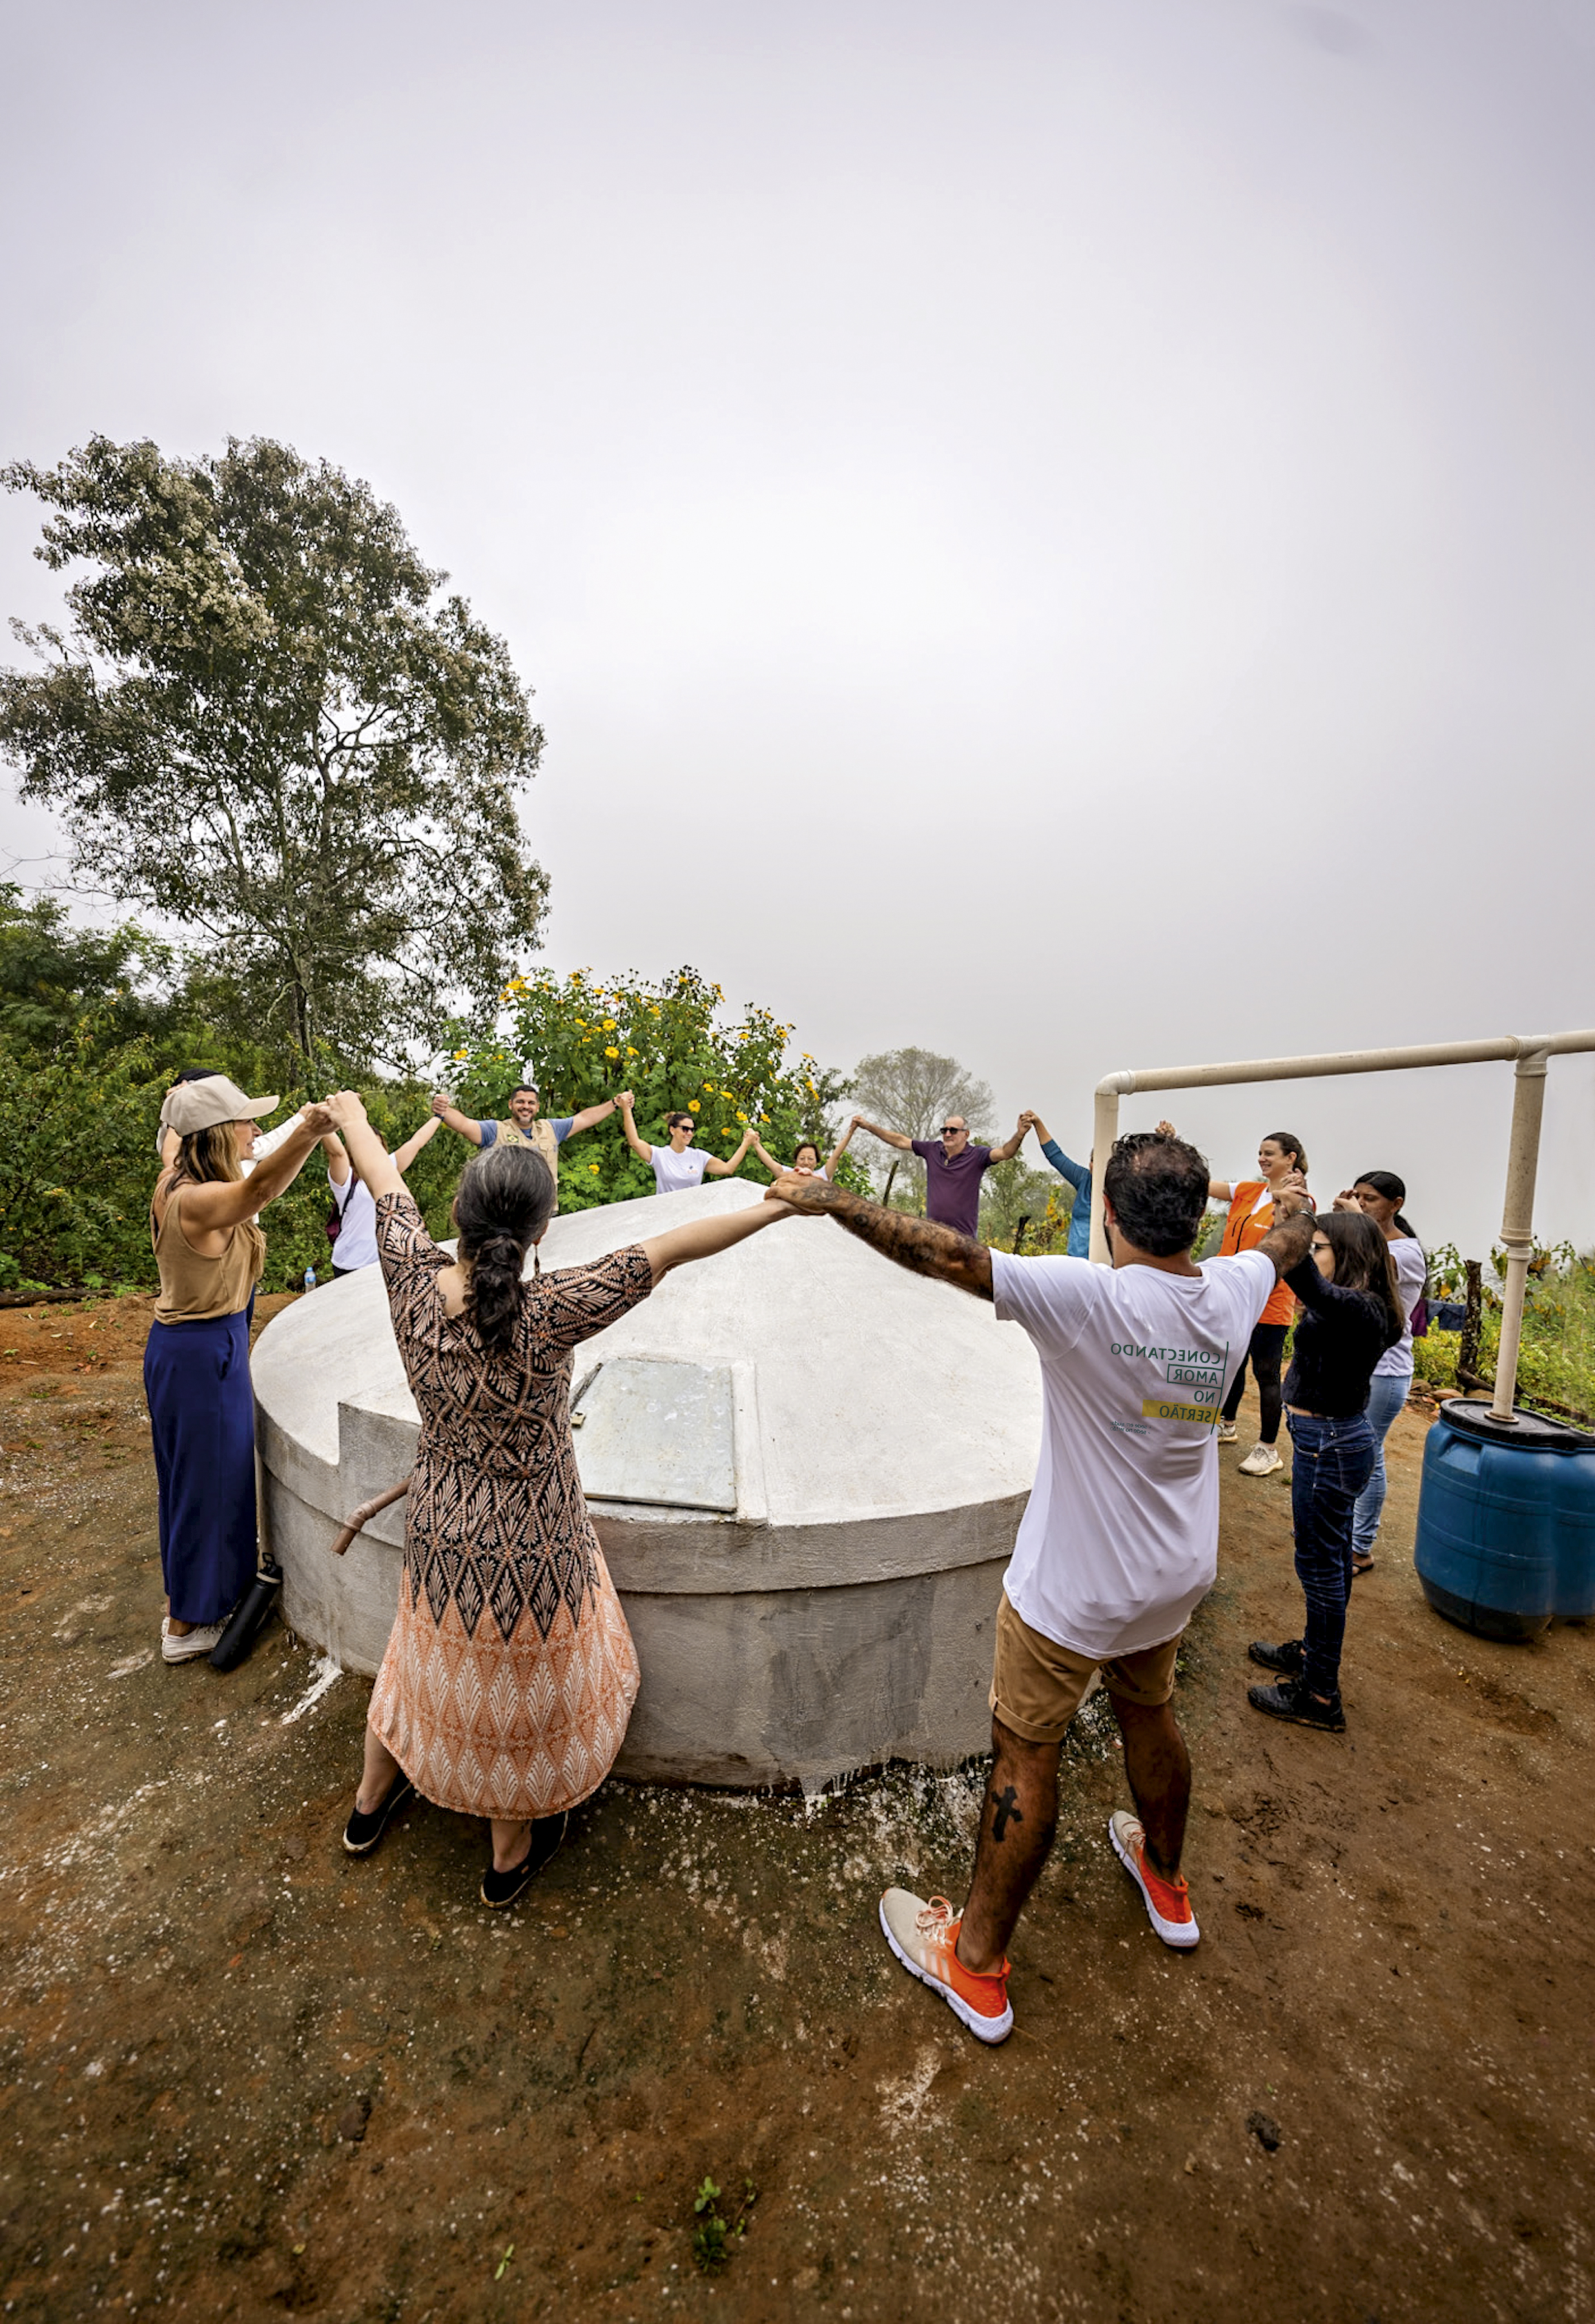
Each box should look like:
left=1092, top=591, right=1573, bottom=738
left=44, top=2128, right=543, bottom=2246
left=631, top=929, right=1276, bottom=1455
left=850, top=1110, right=1028, bottom=1243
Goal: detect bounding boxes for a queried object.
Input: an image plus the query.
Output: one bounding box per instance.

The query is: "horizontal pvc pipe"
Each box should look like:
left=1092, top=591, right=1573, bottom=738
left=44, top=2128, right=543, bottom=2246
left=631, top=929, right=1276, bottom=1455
left=1086, top=1034, right=1595, bottom=1356
left=1092, top=1032, right=1595, bottom=1103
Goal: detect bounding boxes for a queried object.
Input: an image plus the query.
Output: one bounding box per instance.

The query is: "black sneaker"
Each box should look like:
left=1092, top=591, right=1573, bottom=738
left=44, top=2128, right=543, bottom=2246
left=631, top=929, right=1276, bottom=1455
left=1247, top=1638, right=1305, bottom=1676
left=481, top=1813, right=568, bottom=1909
left=1246, top=1678, right=1346, bottom=1733
left=342, top=1771, right=416, bottom=1855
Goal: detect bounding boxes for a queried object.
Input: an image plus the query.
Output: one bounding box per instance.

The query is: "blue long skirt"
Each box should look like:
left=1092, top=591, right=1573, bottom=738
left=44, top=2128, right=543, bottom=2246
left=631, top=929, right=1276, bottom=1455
left=143, top=1307, right=258, bottom=1626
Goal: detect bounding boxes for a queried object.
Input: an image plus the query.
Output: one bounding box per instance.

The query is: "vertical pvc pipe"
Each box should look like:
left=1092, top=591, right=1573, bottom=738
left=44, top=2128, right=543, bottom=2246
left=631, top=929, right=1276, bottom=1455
left=1491, top=1049, right=1549, bottom=1423
left=1089, top=1085, right=1120, bottom=1262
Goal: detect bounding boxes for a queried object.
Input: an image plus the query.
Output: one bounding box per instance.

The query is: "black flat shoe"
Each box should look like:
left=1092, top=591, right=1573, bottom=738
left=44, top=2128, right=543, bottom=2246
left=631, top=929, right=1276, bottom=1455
left=1248, top=1638, right=1305, bottom=1675
left=1247, top=1678, right=1346, bottom=1733
left=481, top=1813, right=568, bottom=1908
left=343, top=1771, right=416, bottom=1855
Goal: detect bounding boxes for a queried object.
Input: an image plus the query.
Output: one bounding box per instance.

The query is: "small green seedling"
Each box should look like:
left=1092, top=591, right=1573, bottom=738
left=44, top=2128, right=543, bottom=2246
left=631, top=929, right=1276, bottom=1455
left=691, top=2176, right=757, bottom=2274
left=494, top=2243, right=514, bottom=2281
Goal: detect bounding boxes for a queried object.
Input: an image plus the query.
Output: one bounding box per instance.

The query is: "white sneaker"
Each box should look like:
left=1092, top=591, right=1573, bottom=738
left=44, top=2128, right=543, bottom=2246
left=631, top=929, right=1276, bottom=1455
left=1237, top=1443, right=1283, bottom=1478
left=161, top=1616, right=225, bottom=1664
left=1108, top=1812, right=1200, bottom=1948
left=1215, top=1420, right=1238, bottom=1443
left=878, top=1889, right=1013, bottom=2044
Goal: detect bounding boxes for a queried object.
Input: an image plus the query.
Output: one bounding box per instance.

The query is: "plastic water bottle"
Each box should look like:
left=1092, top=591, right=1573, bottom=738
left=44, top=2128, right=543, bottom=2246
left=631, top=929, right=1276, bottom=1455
left=302, top=1265, right=317, bottom=1294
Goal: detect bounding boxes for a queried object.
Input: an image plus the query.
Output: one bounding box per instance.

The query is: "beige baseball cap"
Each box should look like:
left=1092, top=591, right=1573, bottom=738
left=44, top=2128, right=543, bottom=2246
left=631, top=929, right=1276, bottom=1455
left=158, top=1074, right=280, bottom=1145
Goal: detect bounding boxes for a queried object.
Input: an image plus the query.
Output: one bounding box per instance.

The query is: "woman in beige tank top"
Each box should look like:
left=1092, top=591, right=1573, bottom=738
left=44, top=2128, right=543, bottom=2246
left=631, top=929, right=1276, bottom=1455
left=145, top=1075, right=333, bottom=1664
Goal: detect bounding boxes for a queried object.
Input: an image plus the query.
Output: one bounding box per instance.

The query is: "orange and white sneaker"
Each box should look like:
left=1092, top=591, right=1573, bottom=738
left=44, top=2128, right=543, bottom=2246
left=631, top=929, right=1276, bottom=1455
left=1108, top=1812, right=1200, bottom=1949
left=878, top=1889, right=1013, bottom=2044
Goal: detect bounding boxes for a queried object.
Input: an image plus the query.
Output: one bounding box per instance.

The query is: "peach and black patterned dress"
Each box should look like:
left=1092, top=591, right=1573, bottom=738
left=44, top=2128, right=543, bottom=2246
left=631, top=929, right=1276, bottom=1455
left=366, top=1190, right=653, bottom=1819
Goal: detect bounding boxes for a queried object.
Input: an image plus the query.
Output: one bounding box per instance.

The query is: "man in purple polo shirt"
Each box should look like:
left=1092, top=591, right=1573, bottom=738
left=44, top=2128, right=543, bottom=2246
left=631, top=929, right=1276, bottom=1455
left=851, top=1110, right=1028, bottom=1240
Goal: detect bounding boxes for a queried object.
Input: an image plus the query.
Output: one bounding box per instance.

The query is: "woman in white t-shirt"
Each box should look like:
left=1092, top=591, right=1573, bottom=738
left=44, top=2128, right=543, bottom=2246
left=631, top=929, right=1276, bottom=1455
left=325, top=1113, right=442, bottom=1273
left=1337, top=1170, right=1426, bottom=1575
left=749, top=1121, right=856, bottom=1183
left=616, top=1092, right=754, bottom=1194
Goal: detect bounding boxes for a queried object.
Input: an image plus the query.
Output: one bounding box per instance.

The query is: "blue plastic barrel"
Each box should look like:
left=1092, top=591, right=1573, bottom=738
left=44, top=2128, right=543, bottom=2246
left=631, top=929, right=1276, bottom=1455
left=1415, top=1398, right=1595, bottom=1641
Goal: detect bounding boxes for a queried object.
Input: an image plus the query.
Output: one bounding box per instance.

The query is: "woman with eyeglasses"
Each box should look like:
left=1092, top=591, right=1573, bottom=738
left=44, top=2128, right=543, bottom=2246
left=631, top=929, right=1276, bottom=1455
left=1246, top=1210, right=1405, bottom=1734
left=616, top=1092, right=754, bottom=1193
left=1334, top=1171, right=1425, bottom=1575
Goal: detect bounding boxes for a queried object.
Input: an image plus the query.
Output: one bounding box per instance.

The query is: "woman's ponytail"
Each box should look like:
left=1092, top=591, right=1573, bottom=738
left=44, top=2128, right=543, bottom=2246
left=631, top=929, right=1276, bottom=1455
left=453, top=1143, right=557, bottom=1356
left=464, top=1230, right=530, bottom=1353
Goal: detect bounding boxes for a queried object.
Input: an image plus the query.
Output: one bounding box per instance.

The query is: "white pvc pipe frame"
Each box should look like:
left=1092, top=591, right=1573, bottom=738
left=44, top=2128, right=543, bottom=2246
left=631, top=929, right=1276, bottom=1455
left=1088, top=1030, right=1595, bottom=1427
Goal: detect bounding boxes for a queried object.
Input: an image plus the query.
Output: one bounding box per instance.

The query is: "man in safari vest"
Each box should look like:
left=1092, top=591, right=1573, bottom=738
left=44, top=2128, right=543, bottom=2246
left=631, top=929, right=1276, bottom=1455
left=430, top=1079, right=618, bottom=1179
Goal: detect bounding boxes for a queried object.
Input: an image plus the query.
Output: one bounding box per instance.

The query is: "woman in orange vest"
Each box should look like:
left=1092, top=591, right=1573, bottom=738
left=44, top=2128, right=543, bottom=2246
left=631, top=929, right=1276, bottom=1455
left=1208, top=1131, right=1311, bottom=1478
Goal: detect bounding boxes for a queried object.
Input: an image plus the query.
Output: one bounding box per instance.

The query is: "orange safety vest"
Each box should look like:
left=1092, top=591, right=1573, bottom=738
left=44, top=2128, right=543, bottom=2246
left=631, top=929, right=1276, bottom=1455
left=1218, top=1180, right=1306, bottom=1328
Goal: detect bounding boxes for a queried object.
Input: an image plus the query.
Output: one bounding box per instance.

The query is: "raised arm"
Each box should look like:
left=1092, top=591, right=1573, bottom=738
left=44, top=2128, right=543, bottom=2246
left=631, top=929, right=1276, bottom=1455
left=639, top=1192, right=796, bottom=1283
left=763, top=1174, right=993, bottom=1300
left=704, top=1126, right=755, bottom=1177
left=615, top=1091, right=655, bottom=1165
left=324, top=1092, right=404, bottom=1204
left=821, top=1119, right=856, bottom=1179
left=430, top=1094, right=486, bottom=1146
left=1256, top=1177, right=1315, bottom=1281
left=175, top=1106, right=337, bottom=1230
left=393, top=1112, right=443, bottom=1175
left=1027, top=1114, right=1091, bottom=1194
left=324, top=1129, right=352, bottom=1187
left=851, top=1113, right=913, bottom=1152
left=748, top=1132, right=785, bottom=1176
left=565, top=1096, right=620, bottom=1138
left=987, top=1117, right=1028, bottom=1165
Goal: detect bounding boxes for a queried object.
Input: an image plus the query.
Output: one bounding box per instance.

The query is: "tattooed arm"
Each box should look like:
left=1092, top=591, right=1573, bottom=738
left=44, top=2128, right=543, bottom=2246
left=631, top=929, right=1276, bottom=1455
left=1257, top=1175, right=1317, bottom=1281
left=764, top=1174, right=993, bottom=1300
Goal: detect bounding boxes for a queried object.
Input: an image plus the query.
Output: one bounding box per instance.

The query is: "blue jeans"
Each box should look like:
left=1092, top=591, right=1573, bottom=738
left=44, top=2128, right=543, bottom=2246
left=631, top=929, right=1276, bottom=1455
left=1286, top=1411, right=1376, bottom=1703
left=1351, top=1370, right=1410, bottom=1559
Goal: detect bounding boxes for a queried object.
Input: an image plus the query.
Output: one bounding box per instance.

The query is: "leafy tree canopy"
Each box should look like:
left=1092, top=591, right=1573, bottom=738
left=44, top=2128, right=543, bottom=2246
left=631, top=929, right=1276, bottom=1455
left=0, top=883, right=169, bottom=1055
left=445, top=964, right=859, bottom=1212
left=0, top=436, right=547, bottom=1079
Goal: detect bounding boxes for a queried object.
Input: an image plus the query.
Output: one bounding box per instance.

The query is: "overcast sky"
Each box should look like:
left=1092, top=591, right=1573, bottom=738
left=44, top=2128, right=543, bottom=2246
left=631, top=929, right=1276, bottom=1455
left=3, top=0, right=1592, bottom=1254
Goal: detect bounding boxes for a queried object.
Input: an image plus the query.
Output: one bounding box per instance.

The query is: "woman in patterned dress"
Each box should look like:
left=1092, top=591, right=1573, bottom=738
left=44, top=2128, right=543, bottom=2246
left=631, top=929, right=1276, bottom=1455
left=322, top=1090, right=799, bottom=1907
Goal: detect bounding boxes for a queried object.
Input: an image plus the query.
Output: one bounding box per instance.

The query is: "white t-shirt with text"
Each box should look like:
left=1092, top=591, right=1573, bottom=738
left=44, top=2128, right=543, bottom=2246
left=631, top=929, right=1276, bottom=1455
left=991, top=1247, right=1279, bottom=1659
left=649, top=1143, right=712, bottom=1195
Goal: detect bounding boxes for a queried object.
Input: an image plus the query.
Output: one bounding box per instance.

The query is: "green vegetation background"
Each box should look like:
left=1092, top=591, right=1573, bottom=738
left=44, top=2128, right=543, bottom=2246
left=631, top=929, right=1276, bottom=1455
left=3, top=884, right=1591, bottom=1423
left=0, top=895, right=866, bottom=1294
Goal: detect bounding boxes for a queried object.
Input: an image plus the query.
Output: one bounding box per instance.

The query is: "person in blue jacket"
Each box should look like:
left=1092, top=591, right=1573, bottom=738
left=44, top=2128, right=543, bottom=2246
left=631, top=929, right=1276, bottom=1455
left=1022, top=1112, right=1176, bottom=1257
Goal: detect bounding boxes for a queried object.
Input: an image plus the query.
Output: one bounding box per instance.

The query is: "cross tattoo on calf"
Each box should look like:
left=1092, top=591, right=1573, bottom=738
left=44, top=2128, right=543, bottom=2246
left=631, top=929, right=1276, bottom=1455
left=991, top=1784, right=1024, bottom=1842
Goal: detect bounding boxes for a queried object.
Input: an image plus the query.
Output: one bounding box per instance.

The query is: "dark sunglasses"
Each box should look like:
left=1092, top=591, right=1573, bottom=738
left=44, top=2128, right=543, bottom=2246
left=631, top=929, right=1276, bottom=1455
left=940, top=1125, right=966, bottom=1136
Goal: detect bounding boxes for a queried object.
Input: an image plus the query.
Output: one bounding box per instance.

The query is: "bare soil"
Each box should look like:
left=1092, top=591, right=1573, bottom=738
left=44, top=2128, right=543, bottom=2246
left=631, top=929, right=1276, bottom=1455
left=1, top=1295, right=1591, bottom=2323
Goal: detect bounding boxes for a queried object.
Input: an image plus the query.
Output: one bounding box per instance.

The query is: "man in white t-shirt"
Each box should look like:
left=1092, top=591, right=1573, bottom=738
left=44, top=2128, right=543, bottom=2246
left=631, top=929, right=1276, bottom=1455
left=765, top=1130, right=1315, bottom=2044
left=616, top=1092, right=754, bottom=1192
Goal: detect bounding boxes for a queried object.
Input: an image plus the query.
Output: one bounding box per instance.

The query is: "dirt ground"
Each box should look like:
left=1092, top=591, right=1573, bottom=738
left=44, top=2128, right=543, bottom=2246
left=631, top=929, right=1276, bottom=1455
left=1, top=1293, right=1591, bottom=2324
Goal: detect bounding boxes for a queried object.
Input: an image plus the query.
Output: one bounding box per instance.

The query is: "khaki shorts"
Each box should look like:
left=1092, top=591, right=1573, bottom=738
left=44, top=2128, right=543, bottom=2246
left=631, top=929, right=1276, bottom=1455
left=990, top=1591, right=1182, bottom=1744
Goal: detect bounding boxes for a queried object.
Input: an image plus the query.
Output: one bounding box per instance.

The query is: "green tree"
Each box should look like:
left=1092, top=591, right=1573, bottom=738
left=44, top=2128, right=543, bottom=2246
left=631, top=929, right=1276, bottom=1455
left=979, top=1155, right=1076, bottom=1250
left=443, top=964, right=859, bottom=1211
left=0, top=436, right=546, bottom=1077
left=0, top=883, right=167, bottom=1054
